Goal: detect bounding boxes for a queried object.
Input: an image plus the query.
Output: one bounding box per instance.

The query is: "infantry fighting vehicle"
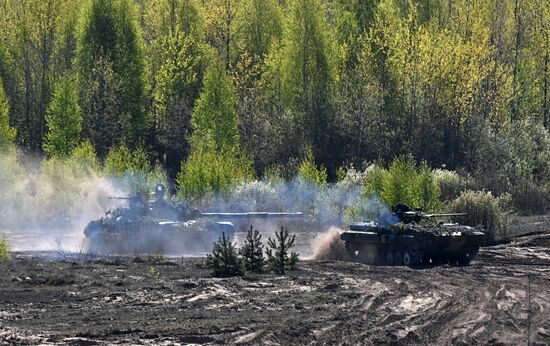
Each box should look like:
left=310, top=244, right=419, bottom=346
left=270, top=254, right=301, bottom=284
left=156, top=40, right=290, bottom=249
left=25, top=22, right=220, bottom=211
left=341, top=203, right=485, bottom=266
left=84, top=184, right=302, bottom=254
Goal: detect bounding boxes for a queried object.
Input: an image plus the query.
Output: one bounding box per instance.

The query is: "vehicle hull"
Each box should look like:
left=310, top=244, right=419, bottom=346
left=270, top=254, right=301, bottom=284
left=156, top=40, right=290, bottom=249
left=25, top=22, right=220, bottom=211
left=341, top=225, right=485, bottom=266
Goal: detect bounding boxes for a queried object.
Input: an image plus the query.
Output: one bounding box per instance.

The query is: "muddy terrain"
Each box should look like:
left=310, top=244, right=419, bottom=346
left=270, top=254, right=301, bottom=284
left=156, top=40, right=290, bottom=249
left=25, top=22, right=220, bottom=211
left=1, top=232, right=550, bottom=345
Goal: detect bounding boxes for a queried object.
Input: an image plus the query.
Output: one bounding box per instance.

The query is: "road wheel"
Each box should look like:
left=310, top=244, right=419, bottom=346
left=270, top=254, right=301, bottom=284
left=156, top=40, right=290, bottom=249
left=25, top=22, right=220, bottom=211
left=365, top=252, right=376, bottom=265
left=393, top=252, right=402, bottom=266
left=385, top=252, right=394, bottom=265
left=447, top=257, right=458, bottom=266
left=345, top=242, right=358, bottom=260
left=458, top=253, right=472, bottom=266
left=402, top=252, right=412, bottom=266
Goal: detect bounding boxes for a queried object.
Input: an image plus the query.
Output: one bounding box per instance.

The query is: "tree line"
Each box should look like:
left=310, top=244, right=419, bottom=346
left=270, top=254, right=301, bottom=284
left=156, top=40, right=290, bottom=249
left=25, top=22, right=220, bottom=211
left=0, top=0, right=549, bottom=205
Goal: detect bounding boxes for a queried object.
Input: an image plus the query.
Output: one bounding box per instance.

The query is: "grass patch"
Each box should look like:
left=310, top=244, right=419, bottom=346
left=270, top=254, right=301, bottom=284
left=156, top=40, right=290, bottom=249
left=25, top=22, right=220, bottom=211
left=0, top=237, right=10, bottom=262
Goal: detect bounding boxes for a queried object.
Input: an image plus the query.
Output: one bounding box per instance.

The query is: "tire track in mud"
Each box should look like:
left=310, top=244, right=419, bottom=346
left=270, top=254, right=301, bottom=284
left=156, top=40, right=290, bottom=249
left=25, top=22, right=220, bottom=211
left=2, top=235, right=550, bottom=345
left=295, top=257, right=550, bottom=346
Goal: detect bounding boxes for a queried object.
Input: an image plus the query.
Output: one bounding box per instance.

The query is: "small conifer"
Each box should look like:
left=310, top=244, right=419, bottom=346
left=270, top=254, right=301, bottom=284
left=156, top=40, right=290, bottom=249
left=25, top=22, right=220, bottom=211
left=206, top=232, right=243, bottom=277
left=240, top=226, right=265, bottom=272
left=266, top=226, right=299, bottom=274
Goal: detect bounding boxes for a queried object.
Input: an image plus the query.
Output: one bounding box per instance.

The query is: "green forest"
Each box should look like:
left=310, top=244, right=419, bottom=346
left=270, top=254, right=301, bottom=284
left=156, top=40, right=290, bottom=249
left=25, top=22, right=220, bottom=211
left=0, top=0, right=549, bottom=225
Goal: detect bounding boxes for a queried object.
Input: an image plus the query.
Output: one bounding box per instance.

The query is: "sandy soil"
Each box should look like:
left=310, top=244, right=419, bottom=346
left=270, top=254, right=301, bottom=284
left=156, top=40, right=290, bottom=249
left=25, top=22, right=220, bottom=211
left=1, top=232, right=550, bottom=345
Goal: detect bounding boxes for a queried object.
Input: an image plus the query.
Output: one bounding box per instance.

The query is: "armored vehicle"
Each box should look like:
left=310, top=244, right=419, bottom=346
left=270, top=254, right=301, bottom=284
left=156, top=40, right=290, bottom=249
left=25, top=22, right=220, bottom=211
left=84, top=184, right=302, bottom=254
left=340, top=203, right=485, bottom=266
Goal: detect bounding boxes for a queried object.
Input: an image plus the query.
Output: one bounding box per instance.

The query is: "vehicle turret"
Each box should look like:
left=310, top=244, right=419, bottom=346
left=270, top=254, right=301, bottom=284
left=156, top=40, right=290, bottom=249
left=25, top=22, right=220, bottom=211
left=84, top=184, right=302, bottom=254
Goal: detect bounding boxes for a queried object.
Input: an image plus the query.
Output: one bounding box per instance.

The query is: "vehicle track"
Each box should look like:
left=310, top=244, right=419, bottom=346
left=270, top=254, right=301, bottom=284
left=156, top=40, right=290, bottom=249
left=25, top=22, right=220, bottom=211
left=1, top=232, right=549, bottom=345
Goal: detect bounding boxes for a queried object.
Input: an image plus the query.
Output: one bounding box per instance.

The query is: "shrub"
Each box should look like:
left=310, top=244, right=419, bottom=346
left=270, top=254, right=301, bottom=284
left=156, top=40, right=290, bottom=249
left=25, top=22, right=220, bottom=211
left=104, top=145, right=168, bottom=195
left=465, top=119, right=550, bottom=196
left=266, top=226, right=299, bottom=274
left=70, top=140, right=100, bottom=174
left=176, top=149, right=254, bottom=202
left=415, top=161, right=441, bottom=211
left=239, top=226, right=265, bottom=272
left=510, top=181, right=548, bottom=215
left=229, top=180, right=283, bottom=211
left=206, top=232, right=243, bottom=277
left=373, top=155, right=441, bottom=211
left=298, top=146, right=327, bottom=185
left=43, top=76, right=82, bottom=158
left=363, top=163, right=385, bottom=197
left=0, top=237, right=10, bottom=262
left=433, top=169, right=473, bottom=202
left=104, top=145, right=150, bottom=177
left=381, top=154, right=418, bottom=207
left=448, top=190, right=506, bottom=242
left=263, top=165, right=285, bottom=185
left=336, top=164, right=368, bottom=189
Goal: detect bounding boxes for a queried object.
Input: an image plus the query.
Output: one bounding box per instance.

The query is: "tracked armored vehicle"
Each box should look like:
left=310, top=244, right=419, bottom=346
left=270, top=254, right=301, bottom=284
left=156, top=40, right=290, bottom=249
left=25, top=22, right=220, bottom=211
left=341, top=203, right=485, bottom=266
left=84, top=184, right=302, bottom=254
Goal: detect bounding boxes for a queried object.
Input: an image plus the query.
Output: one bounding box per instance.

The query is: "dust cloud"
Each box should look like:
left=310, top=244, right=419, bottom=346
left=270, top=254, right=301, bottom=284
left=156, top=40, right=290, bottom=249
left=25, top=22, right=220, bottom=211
left=312, top=227, right=349, bottom=261
left=0, top=150, right=120, bottom=252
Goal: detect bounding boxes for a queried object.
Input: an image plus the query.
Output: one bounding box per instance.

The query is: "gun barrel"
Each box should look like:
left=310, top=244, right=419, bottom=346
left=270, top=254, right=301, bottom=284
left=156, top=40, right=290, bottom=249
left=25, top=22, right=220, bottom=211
left=425, top=213, right=467, bottom=217
left=108, top=196, right=133, bottom=200
left=200, top=212, right=303, bottom=219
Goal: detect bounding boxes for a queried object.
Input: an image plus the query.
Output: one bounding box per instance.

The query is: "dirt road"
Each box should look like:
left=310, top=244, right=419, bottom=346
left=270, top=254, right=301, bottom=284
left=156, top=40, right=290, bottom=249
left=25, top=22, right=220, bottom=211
left=1, top=232, right=549, bottom=345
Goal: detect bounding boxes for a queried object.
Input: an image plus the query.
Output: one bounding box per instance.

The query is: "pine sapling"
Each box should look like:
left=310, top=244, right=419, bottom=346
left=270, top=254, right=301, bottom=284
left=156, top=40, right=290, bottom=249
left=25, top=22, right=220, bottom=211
left=240, top=226, right=265, bottom=272
left=206, top=232, right=243, bottom=277
left=266, top=226, right=299, bottom=274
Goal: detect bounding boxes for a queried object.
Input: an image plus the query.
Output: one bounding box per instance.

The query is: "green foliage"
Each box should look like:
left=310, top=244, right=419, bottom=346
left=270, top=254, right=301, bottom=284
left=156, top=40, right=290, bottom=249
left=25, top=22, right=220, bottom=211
left=104, top=145, right=168, bottom=194
left=104, top=145, right=149, bottom=177
left=191, top=61, right=239, bottom=154
left=177, top=58, right=253, bottom=200
left=433, top=169, right=474, bottom=202
left=206, top=232, right=244, bottom=277
left=76, top=0, right=146, bottom=148
left=234, top=0, right=282, bottom=59
left=176, top=148, right=253, bottom=201
left=70, top=140, right=100, bottom=173
left=108, top=146, right=146, bottom=175
left=0, top=80, right=16, bottom=150
left=239, top=226, right=265, bottom=273
left=262, top=0, right=337, bottom=165
left=298, top=147, right=328, bottom=185
left=44, top=76, right=82, bottom=157
left=147, top=266, right=160, bottom=277
left=466, top=118, right=550, bottom=215
left=449, top=190, right=506, bottom=242
left=152, top=30, right=202, bottom=159
left=79, top=55, right=122, bottom=158
left=0, top=237, right=10, bottom=262
left=0, top=0, right=549, bottom=220
left=364, top=163, right=386, bottom=197
left=381, top=155, right=418, bottom=207
left=263, top=165, right=285, bottom=186
left=363, top=157, right=440, bottom=211
left=510, top=181, right=548, bottom=215
left=266, top=226, right=299, bottom=275
left=149, top=0, right=207, bottom=173
left=415, top=161, right=441, bottom=211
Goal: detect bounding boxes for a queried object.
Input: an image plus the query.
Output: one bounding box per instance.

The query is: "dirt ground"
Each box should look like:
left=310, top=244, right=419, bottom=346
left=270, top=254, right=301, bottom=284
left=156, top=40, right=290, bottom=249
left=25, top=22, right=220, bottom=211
left=1, top=232, right=550, bottom=345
